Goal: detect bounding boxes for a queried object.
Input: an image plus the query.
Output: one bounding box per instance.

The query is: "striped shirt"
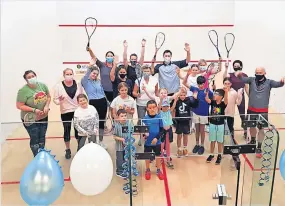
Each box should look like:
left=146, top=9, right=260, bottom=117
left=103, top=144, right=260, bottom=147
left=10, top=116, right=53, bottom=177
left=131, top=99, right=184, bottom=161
left=113, top=121, right=133, bottom=151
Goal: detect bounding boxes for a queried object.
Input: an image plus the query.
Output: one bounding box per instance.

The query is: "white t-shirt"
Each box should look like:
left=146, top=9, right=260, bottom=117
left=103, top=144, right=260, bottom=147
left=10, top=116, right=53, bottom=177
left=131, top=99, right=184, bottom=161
left=186, top=75, right=198, bottom=96
left=74, top=105, right=99, bottom=136
left=135, top=76, right=158, bottom=106
left=110, top=95, right=135, bottom=119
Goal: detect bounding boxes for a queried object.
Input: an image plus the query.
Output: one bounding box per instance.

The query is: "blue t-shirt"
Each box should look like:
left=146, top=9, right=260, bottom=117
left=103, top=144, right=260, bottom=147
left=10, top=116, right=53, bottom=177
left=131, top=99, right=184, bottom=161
left=142, top=114, right=163, bottom=146
left=190, top=86, right=213, bottom=116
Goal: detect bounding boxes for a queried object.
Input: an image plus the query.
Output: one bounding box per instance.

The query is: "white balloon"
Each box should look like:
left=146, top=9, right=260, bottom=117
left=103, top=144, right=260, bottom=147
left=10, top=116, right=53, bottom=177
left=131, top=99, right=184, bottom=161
left=70, top=143, right=113, bottom=196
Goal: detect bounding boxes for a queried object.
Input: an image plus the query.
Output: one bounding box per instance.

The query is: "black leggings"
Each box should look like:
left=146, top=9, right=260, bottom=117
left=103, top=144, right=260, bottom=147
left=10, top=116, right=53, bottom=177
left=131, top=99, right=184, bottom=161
left=238, top=95, right=246, bottom=129
left=226, top=117, right=234, bottom=136
left=89, top=98, right=108, bottom=141
left=61, top=112, right=79, bottom=142
left=104, top=91, right=114, bottom=103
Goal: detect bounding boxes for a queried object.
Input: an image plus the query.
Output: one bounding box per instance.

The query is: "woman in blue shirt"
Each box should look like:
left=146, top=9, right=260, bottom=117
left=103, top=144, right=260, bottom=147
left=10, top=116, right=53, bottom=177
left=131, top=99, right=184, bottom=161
left=81, top=60, right=108, bottom=149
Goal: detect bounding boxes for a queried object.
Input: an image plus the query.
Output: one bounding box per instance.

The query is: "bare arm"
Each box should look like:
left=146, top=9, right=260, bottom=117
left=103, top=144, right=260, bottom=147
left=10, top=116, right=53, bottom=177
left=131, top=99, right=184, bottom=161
left=185, top=43, right=191, bottom=63
left=205, top=91, right=211, bottom=104
left=113, top=135, right=125, bottom=142
left=182, top=72, right=191, bottom=89
left=123, top=40, right=128, bottom=68
left=244, top=84, right=249, bottom=96
left=110, top=56, right=119, bottom=82
left=132, top=83, right=140, bottom=98
left=87, top=47, right=96, bottom=59
left=151, top=48, right=158, bottom=75
left=236, top=90, right=243, bottom=105
left=224, top=89, right=229, bottom=105
left=138, top=39, right=146, bottom=65
left=170, top=97, right=178, bottom=112
left=223, top=62, right=230, bottom=78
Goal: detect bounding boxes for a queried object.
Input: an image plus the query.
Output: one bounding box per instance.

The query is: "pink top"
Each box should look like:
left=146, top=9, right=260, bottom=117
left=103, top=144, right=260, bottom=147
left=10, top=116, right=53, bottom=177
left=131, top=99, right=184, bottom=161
left=203, top=72, right=211, bottom=88
left=53, top=81, right=85, bottom=114
left=225, top=88, right=243, bottom=117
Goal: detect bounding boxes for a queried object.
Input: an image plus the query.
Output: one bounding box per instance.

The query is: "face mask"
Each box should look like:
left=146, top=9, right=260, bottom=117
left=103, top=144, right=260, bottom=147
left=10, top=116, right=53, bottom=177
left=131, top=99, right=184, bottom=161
left=199, top=66, right=207, bottom=71
left=106, top=57, right=114, bottom=63
left=143, top=73, right=150, bottom=78
left=255, top=74, right=265, bottom=81
left=119, top=74, right=126, bottom=79
left=28, top=77, right=37, bottom=85
left=233, top=67, right=241, bottom=72
left=130, top=60, right=137, bottom=66
left=164, top=57, right=171, bottom=64
left=64, top=75, right=74, bottom=81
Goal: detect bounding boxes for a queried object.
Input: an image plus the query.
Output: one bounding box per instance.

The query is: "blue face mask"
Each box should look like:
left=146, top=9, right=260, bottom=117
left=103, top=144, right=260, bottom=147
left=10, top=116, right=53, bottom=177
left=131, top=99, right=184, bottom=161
left=106, top=57, right=114, bottom=63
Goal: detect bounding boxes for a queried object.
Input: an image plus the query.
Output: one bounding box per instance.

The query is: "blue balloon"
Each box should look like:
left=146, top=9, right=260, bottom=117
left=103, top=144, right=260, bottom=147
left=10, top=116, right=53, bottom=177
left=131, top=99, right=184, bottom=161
left=20, top=149, right=64, bottom=205
left=280, top=150, right=285, bottom=181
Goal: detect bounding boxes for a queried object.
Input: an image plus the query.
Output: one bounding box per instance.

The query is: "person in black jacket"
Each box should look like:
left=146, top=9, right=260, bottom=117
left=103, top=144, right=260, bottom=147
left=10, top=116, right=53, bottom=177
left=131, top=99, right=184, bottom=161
left=172, top=87, right=199, bottom=157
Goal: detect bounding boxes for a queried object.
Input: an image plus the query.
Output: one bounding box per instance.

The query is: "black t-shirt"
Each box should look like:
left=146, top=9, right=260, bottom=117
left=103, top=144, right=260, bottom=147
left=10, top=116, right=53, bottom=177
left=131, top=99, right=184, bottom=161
left=112, top=77, right=133, bottom=98
left=127, top=64, right=142, bottom=85
left=62, top=80, right=77, bottom=99
left=209, top=100, right=227, bottom=125
left=175, top=97, right=199, bottom=123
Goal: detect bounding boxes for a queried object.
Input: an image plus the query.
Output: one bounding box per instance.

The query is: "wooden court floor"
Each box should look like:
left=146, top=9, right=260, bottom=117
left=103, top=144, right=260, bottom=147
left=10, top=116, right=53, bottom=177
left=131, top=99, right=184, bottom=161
left=2, top=74, right=285, bottom=206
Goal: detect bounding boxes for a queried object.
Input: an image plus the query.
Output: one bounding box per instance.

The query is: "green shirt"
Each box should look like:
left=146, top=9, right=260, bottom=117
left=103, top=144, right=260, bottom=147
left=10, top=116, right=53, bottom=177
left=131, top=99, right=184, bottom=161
left=17, top=82, right=49, bottom=120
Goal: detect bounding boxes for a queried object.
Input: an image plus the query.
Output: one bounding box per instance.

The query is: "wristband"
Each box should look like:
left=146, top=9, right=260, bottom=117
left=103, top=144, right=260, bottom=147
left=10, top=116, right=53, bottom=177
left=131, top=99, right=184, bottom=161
left=33, top=108, right=36, bottom=113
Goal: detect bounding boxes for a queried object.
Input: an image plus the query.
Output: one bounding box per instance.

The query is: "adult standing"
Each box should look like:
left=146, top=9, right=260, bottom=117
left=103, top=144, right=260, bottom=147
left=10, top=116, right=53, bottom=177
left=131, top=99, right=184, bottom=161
left=123, top=39, right=146, bottom=85
left=16, top=70, right=51, bottom=157
left=87, top=47, right=114, bottom=103
left=224, top=60, right=249, bottom=139
left=81, top=59, right=108, bottom=149
left=53, top=68, right=85, bottom=159
left=237, top=67, right=284, bottom=157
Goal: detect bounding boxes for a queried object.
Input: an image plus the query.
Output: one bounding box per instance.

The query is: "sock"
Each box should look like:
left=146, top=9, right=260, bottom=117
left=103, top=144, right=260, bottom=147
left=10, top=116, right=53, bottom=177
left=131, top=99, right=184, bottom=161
left=218, top=153, right=222, bottom=156
left=157, top=168, right=161, bottom=173
left=201, top=143, right=204, bottom=147
left=178, top=147, right=182, bottom=151
left=257, top=142, right=262, bottom=149
left=251, top=137, right=256, bottom=141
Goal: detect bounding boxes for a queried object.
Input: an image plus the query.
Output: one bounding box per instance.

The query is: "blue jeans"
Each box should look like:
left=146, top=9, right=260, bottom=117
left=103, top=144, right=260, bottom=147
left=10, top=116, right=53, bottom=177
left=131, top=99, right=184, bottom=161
left=23, top=117, right=48, bottom=157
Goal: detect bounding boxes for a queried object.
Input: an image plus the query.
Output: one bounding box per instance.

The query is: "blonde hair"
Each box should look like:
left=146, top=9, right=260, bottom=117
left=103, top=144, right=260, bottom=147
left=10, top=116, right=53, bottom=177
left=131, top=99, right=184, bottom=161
left=198, top=59, right=207, bottom=66
left=141, top=64, right=151, bottom=70
left=159, top=88, right=168, bottom=94
left=180, top=87, right=187, bottom=94
left=63, top=68, right=74, bottom=75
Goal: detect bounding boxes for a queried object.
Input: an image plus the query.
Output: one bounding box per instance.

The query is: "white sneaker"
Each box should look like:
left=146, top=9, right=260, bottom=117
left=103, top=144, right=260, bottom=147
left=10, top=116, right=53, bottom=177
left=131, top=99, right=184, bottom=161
left=99, top=141, right=107, bottom=150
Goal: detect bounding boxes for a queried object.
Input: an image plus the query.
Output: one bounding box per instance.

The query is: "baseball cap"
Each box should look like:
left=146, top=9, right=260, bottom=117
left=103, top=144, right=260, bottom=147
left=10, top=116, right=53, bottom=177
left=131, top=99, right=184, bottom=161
left=161, top=98, right=170, bottom=107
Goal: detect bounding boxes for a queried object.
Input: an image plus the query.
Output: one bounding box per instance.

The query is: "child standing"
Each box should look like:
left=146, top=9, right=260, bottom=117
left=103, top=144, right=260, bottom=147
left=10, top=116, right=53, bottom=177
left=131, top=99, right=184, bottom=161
left=172, top=87, right=199, bottom=157
left=143, top=100, right=164, bottom=180
left=183, top=76, right=213, bottom=155
left=205, top=88, right=228, bottom=165
left=111, top=82, right=135, bottom=120
left=158, top=88, right=181, bottom=169
left=73, top=94, right=99, bottom=151
left=113, top=109, right=129, bottom=178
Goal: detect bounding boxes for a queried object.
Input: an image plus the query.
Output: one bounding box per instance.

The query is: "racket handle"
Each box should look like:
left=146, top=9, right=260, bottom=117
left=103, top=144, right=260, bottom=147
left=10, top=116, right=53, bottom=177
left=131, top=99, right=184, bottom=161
left=86, top=43, right=90, bottom=51
left=212, top=80, right=215, bottom=85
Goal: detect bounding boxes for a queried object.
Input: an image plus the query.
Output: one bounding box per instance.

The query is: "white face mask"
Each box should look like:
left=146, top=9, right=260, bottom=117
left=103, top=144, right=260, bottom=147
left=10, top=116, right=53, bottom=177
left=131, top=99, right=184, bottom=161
left=164, top=57, right=171, bottom=64
left=64, top=75, right=74, bottom=81
left=199, top=66, right=207, bottom=71
left=28, top=77, right=37, bottom=85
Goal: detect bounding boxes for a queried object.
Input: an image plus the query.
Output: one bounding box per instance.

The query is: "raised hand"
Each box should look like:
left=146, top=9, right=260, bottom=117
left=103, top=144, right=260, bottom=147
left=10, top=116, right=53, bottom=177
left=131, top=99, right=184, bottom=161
left=123, top=40, right=128, bottom=48
left=114, top=55, right=119, bottom=64
left=281, top=77, right=285, bottom=83
left=89, top=58, right=96, bottom=66
left=142, top=39, right=146, bottom=47
left=184, top=43, right=190, bottom=52
left=225, top=61, right=229, bottom=68
left=193, top=91, right=198, bottom=99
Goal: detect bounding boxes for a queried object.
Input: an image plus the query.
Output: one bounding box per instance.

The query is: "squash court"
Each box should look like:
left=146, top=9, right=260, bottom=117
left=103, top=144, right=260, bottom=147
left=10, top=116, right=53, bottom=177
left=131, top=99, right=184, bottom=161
left=1, top=72, right=285, bottom=206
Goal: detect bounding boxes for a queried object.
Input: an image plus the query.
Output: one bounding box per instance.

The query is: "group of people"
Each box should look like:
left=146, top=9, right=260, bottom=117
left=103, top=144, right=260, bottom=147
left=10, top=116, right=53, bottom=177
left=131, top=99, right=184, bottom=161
left=16, top=39, right=284, bottom=181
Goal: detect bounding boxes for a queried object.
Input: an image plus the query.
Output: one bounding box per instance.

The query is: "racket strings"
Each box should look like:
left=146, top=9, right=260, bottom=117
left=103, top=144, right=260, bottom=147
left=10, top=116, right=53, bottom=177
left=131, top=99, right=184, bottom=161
left=155, top=32, right=165, bottom=49
left=207, top=62, right=219, bottom=80
left=85, top=18, right=97, bottom=39
left=224, top=33, right=235, bottom=57
left=208, top=30, right=219, bottom=47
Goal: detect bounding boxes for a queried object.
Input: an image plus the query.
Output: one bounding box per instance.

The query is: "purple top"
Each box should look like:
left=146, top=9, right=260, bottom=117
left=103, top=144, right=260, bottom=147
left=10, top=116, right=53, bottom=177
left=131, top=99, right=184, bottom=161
left=229, top=72, right=248, bottom=91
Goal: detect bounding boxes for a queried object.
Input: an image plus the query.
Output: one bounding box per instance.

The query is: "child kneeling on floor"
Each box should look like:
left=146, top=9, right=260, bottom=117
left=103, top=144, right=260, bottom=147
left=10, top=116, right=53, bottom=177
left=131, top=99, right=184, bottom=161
left=205, top=88, right=228, bottom=165
left=143, top=100, right=164, bottom=180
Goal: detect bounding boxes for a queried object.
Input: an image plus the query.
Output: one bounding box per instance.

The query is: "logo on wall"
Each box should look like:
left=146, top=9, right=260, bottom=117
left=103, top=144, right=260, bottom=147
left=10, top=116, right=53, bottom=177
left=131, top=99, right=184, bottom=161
left=76, top=64, right=89, bottom=74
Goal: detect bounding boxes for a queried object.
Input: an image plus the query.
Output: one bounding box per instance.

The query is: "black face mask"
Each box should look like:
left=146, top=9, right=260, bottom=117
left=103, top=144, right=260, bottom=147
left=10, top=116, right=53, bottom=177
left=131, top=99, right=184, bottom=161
left=130, top=60, right=137, bottom=66
left=255, top=74, right=265, bottom=81
left=119, top=74, right=126, bottom=79
left=233, top=67, right=241, bottom=72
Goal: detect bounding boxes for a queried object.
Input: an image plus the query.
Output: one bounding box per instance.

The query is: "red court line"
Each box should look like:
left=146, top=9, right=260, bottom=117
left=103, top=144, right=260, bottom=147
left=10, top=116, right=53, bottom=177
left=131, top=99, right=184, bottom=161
left=59, top=24, right=234, bottom=28
left=63, top=60, right=230, bottom=65
left=161, top=160, right=171, bottom=206
left=1, top=177, right=70, bottom=185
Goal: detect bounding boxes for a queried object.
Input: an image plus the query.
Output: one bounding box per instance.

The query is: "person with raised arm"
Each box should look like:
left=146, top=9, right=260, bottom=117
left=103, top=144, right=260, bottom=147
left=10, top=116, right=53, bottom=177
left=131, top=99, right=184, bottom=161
left=123, top=39, right=146, bottom=85
left=87, top=47, right=115, bottom=103
left=223, top=60, right=249, bottom=139
left=236, top=67, right=284, bottom=158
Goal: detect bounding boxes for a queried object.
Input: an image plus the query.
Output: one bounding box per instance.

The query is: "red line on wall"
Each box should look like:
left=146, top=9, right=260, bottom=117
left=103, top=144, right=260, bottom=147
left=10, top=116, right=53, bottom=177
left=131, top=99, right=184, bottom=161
left=63, top=60, right=230, bottom=65
left=58, top=24, right=234, bottom=28
left=1, top=177, right=71, bottom=185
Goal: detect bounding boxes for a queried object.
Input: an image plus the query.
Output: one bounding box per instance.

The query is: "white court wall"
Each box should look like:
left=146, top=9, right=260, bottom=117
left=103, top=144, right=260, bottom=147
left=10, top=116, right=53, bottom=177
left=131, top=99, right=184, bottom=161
left=1, top=1, right=285, bottom=141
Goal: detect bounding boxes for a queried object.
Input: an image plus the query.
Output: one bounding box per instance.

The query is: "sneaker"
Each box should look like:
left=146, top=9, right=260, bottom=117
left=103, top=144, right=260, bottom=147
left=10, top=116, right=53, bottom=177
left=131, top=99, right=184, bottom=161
left=198, top=146, right=205, bottom=155
left=156, top=170, right=164, bottom=180
left=256, top=148, right=262, bottom=158
left=215, top=155, right=222, bottom=165
left=65, top=149, right=71, bottom=159
left=206, top=155, right=214, bottom=163
left=192, top=145, right=200, bottom=154
left=145, top=169, right=151, bottom=180
left=248, top=139, right=256, bottom=145
left=116, top=172, right=127, bottom=179
left=166, top=161, right=174, bottom=169
left=99, top=141, right=107, bottom=150
left=183, top=148, right=188, bottom=156
left=177, top=149, right=183, bottom=158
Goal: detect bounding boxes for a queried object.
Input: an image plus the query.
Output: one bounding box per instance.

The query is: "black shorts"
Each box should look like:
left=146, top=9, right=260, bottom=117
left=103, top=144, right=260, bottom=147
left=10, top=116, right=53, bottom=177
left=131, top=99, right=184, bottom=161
left=244, top=110, right=268, bottom=129
left=175, top=122, right=190, bottom=134
left=144, top=144, right=161, bottom=156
